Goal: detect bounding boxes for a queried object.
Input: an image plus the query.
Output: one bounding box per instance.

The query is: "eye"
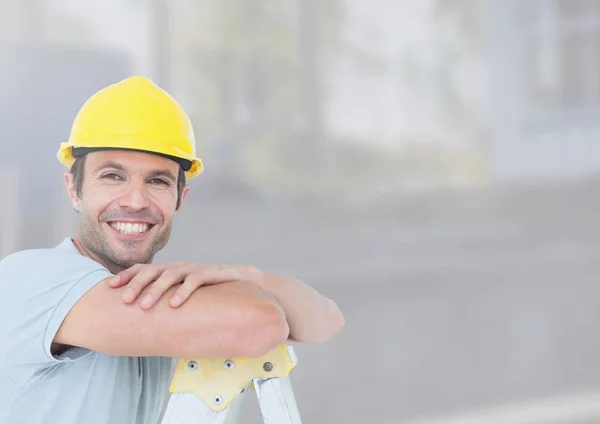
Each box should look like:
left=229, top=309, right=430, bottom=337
left=148, top=178, right=170, bottom=186
left=101, top=173, right=123, bottom=181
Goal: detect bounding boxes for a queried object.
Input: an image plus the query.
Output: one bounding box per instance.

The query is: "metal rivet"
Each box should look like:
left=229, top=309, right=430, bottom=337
left=263, top=362, right=273, bottom=372
left=187, top=360, right=198, bottom=371
left=212, top=395, right=223, bottom=405
left=224, top=360, right=235, bottom=370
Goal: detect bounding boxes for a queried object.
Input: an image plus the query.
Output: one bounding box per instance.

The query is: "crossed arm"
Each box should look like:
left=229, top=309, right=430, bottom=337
left=54, top=262, right=344, bottom=359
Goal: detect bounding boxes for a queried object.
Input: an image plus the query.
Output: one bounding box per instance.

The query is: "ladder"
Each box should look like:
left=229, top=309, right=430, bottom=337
left=160, top=344, right=303, bottom=423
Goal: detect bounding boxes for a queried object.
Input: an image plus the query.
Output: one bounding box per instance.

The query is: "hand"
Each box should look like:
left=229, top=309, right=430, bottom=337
left=109, top=262, right=245, bottom=310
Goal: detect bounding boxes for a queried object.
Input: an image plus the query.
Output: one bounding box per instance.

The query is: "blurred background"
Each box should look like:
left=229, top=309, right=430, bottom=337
left=2, top=0, right=600, bottom=423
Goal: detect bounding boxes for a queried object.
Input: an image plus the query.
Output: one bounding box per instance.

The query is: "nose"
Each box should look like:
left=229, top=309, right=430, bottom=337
left=118, top=180, right=150, bottom=211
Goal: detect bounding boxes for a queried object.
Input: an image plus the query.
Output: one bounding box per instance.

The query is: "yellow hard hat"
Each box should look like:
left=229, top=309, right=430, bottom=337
left=57, top=76, right=203, bottom=179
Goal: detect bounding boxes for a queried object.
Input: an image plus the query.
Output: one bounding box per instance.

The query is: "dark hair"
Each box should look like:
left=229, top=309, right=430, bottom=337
left=70, top=154, right=187, bottom=209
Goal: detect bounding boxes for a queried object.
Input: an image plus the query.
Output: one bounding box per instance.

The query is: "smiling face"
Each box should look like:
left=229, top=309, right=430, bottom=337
left=65, top=149, right=190, bottom=273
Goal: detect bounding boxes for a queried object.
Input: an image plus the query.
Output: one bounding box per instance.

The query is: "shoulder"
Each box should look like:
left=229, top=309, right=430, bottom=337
left=0, top=238, right=110, bottom=290
left=0, top=240, right=112, bottom=372
left=0, top=247, right=60, bottom=271
left=2, top=238, right=84, bottom=266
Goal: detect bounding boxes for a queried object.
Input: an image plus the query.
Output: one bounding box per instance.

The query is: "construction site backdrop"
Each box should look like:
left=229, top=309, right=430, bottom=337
left=2, top=1, right=600, bottom=423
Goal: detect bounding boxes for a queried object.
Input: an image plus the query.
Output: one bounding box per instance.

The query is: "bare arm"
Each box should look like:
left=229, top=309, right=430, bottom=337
left=234, top=266, right=345, bottom=343
left=54, top=278, right=290, bottom=358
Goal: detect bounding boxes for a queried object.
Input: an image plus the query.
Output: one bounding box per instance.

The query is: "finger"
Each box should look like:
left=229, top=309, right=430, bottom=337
left=195, top=265, right=244, bottom=285
left=138, top=264, right=192, bottom=310
left=229, top=264, right=263, bottom=281
left=168, top=271, right=205, bottom=308
left=121, top=265, right=164, bottom=304
left=169, top=266, right=244, bottom=308
left=108, top=274, right=127, bottom=288
left=114, top=264, right=145, bottom=286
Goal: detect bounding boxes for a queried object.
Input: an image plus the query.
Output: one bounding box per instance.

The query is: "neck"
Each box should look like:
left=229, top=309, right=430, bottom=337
left=72, top=235, right=126, bottom=275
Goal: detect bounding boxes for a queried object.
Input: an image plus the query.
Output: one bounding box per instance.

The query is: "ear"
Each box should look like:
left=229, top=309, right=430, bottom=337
left=175, top=184, right=191, bottom=214
left=64, top=171, right=81, bottom=213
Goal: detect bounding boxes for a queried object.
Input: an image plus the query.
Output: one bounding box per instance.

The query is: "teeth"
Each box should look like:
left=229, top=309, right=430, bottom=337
left=110, top=222, right=150, bottom=234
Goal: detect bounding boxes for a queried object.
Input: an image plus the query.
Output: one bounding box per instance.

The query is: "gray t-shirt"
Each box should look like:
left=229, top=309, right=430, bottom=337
left=0, top=238, right=174, bottom=424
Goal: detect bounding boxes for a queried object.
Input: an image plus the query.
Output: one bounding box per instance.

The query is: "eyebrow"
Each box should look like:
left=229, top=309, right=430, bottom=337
left=93, top=161, right=126, bottom=174
left=94, top=161, right=177, bottom=182
left=148, top=169, right=177, bottom=183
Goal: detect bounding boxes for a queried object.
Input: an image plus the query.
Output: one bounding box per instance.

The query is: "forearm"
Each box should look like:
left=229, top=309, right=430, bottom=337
left=236, top=267, right=345, bottom=343
left=56, top=278, right=289, bottom=359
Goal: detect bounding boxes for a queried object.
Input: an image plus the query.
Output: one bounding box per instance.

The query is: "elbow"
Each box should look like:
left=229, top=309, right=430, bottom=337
left=243, top=301, right=290, bottom=357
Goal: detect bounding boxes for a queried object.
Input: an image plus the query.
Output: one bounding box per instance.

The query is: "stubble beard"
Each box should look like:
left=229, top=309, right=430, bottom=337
left=77, top=209, right=172, bottom=272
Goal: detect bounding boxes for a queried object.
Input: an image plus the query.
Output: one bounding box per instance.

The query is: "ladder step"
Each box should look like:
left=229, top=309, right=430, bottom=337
left=160, top=345, right=303, bottom=424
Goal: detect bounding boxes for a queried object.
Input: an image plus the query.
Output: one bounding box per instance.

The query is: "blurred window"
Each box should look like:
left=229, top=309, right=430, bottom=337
left=517, top=0, right=600, bottom=119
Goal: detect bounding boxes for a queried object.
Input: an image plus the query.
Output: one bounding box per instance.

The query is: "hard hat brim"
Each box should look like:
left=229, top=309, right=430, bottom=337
left=57, top=143, right=204, bottom=180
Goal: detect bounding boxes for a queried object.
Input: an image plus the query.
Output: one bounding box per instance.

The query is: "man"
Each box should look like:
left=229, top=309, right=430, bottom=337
left=0, top=76, right=344, bottom=424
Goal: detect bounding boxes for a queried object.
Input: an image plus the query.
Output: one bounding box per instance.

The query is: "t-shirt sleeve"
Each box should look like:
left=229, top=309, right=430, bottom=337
left=0, top=248, right=113, bottom=371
